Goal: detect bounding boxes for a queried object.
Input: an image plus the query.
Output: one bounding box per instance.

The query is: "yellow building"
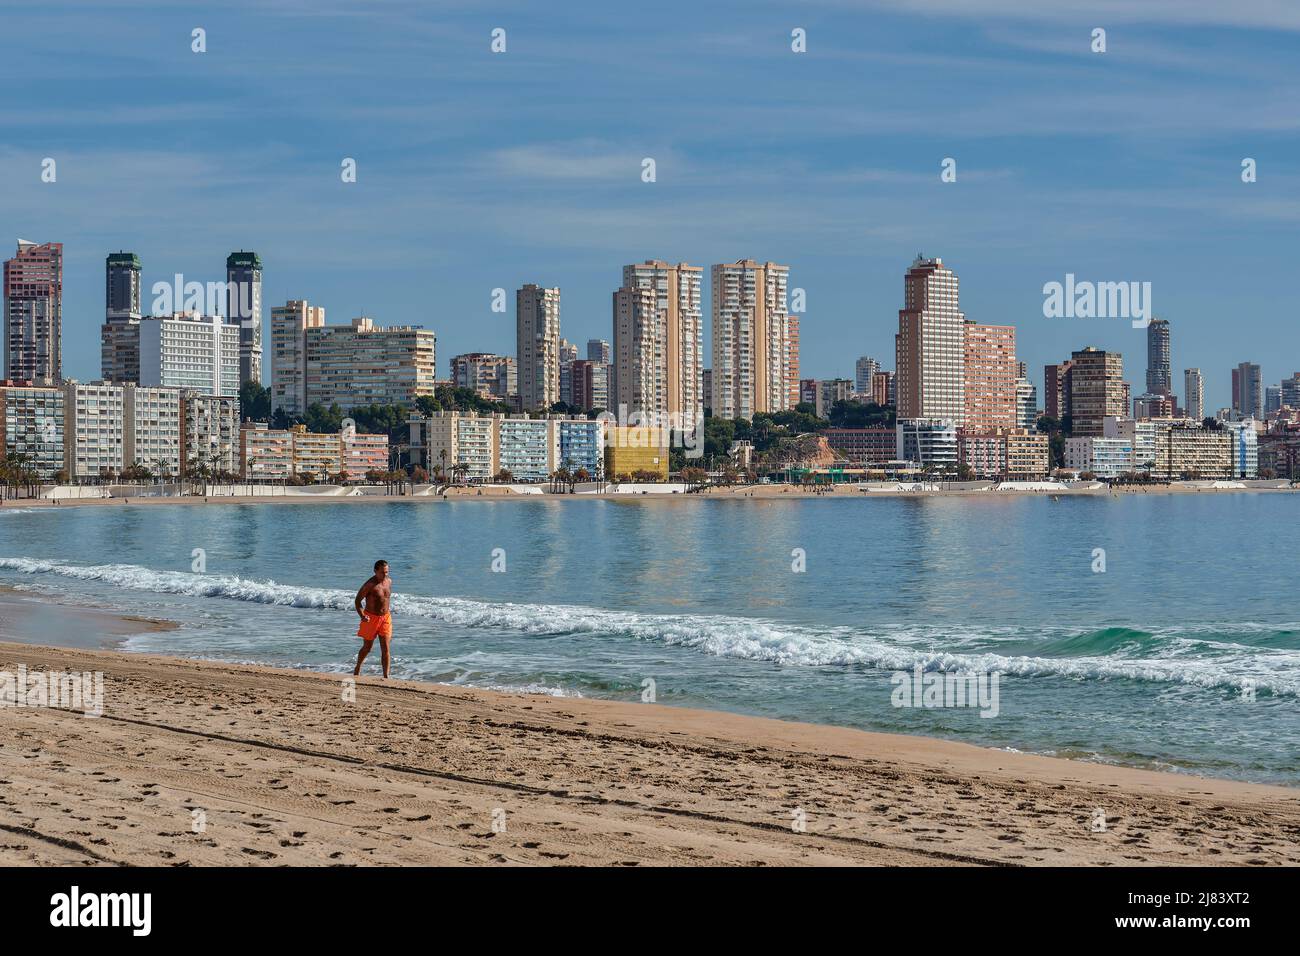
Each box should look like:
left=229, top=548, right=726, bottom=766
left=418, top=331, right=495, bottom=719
left=605, top=425, right=669, bottom=480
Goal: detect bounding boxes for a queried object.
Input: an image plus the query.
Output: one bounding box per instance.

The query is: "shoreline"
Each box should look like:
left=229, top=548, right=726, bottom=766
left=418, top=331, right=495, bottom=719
left=2, top=639, right=1297, bottom=866
left=1, top=480, right=1295, bottom=510
left=0, top=585, right=177, bottom=650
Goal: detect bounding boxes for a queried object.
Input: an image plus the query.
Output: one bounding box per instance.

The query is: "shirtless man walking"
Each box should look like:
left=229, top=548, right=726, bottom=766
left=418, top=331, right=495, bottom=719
left=353, top=560, right=394, bottom=678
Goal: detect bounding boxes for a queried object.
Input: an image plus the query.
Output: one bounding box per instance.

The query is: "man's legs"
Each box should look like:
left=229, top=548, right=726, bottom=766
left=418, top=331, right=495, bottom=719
left=353, top=638, right=374, bottom=675
left=378, top=633, right=391, bottom=679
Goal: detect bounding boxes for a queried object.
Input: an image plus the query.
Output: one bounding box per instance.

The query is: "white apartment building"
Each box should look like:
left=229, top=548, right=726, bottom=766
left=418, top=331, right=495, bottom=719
left=1224, top=419, right=1259, bottom=478
left=139, top=312, right=240, bottom=397
left=65, top=382, right=126, bottom=479
left=124, top=385, right=182, bottom=478
left=897, top=418, right=959, bottom=471
left=1103, top=416, right=1159, bottom=473
left=710, top=260, right=792, bottom=419
left=1016, top=378, right=1037, bottom=430
left=498, top=418, right=555, bottom=482
left=855, top=357, right=880, bottom=397
left=270, top=299, right=325, bottom=417
left=1064, top=436, right=1134, bottom=478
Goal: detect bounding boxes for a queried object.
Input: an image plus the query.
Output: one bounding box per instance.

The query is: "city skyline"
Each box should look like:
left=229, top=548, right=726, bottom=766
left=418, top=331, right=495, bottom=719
left=10, top=239, right=1300, bottom=434
left=4, top=2, right=1299, bottom=413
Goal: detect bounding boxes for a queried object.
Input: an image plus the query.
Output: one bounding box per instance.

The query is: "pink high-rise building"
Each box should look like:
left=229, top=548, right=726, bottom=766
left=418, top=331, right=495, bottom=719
left=4, top=241, right=63, bottom=384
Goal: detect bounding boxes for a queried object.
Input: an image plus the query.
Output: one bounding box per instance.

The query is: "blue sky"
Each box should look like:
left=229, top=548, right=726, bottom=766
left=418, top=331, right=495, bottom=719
left=3, top=0, right=1299, bottom=412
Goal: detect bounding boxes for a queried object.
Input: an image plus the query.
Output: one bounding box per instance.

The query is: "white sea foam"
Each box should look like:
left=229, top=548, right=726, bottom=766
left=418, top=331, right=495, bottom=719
left=1, top=557, right=1296, bottom=696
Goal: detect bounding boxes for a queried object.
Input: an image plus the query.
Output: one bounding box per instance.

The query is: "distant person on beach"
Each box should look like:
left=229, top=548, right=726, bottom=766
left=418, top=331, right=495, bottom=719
left=353, top=560, right=393, bottom=678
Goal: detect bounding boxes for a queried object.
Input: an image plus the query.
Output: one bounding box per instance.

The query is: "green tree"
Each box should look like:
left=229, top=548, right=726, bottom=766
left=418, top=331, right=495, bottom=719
left=305, top=402, right=344, bottom=433
left=239, top=381, right=272, bottom=423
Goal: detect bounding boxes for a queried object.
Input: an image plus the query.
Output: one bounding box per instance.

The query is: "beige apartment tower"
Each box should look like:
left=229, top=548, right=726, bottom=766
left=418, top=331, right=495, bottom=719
left=616, top=260, right=704, bottom=423
left=517, top=285, right=561, bottom=411
left=612, top=283, right=662, bottom=417
left=895, top=256, right=965, bottom=425
left=963, top=321, right=1018, bottom=432
left=710, top=260, right=791, bottom=420
left=270, top=299, right=326, bottom=418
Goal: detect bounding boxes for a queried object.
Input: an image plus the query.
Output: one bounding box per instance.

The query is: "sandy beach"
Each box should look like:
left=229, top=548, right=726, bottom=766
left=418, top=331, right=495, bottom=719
left=2, top=636, right=1297, bottom=867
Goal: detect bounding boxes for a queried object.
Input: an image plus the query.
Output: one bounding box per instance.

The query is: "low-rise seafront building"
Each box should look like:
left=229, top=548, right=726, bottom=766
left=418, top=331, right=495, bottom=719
left=0, top=381, right=65, bottom=479
left=290, top=425, right=343, bottom=480
left=1064, top=436, right=1134, bottom=478
left=124, top=384, right=182, bottom=478
left=958, top=428, right=1050, bottom=478
left=240, top=422, right=390, bottom=481
left=240, top=423, right=294, bottom=480
left=342, top=431, right=389, bottom=476
left=822, top=427, right=895, bottom=465
left=605, top=424, right=669, bottom=480
left=1149, top=422, right=1232, bottom=480
left=408, top=411, right=605, bottom=482
left=896, top=418, right=958, bottom=472
left=65, top=381, right=126, bottom=479
left=182, top=392, right=240, bottom=475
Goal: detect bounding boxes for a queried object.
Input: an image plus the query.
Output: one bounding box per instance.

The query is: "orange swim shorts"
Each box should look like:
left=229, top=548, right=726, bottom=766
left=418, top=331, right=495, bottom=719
left=357, top=612, right=392, bottom=641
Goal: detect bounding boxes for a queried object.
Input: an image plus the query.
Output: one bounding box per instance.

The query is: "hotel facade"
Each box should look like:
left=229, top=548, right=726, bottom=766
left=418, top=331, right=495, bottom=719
left=139, top=312, right=241, bottom=397
left=895, top=256, right=965, bottom=425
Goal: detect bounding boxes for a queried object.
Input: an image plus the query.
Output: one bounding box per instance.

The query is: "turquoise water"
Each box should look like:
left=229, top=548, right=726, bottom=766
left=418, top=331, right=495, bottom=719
left=1, top=495, right=1297, bottom=784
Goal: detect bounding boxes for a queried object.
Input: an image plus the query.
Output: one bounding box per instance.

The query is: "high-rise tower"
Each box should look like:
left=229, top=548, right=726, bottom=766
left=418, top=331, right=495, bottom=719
left=102, top=251, right=143, bottom=383
left=3, top=240, right=63, bottom=385
left=894, top=255, right=965, bottom=424
left=226, top=251, right=263, bottom=385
